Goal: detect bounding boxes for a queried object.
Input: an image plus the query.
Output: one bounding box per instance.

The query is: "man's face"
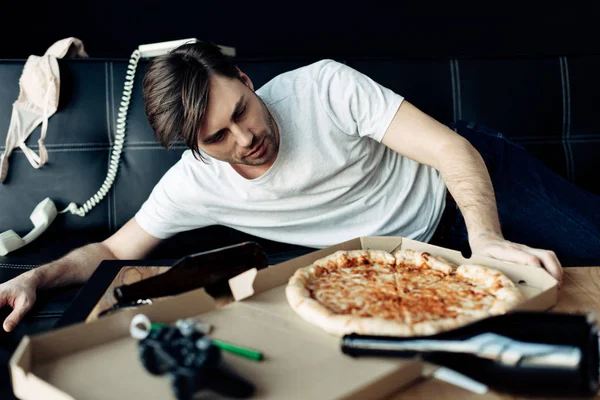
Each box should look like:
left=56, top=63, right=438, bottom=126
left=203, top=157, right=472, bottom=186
left=197, top=72, right=279, bottom=167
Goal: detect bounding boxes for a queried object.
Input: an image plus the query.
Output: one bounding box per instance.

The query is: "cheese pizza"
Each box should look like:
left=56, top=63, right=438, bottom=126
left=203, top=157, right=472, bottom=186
left=285, top=249, right=524, bottom=336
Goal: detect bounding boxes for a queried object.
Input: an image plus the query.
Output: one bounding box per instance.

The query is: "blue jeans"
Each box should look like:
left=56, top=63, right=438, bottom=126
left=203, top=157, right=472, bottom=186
left=431, top=120, right=600, bottom=266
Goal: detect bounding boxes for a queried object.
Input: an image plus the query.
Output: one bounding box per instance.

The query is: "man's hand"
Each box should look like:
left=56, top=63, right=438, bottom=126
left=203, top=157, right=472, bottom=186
left=0, top=218, right=160, bottom=333
left=470, top=232, right=564, bottom=286
left=0, top=274, right=38, bottom=332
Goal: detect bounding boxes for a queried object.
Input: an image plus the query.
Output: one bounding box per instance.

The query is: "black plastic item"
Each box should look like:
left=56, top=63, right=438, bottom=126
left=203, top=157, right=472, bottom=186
left=138, top=325, right=255, bottom=400
left=114, top=241, right=269, bottom=303
left=341, top=311, right=600, bottom=397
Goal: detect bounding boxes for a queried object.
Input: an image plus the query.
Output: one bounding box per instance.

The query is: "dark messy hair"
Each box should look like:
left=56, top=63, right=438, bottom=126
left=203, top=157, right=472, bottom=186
left=142, top=40, right=242, bottom=160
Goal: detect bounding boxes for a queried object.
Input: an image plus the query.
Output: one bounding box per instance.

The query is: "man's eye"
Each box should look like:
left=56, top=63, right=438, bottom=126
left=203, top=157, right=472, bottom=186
left=211, top=132, right=225, bottom=143
left=235, top=106, right=247, bottom=120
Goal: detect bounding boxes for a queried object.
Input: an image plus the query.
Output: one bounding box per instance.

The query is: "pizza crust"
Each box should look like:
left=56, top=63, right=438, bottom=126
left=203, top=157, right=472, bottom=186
left=410, top=314, right=481, bottom=336
left=456, top=264, right=525, bottom=313
left=313, top=250, right=396, bottom=269
left=285, top=289, right=416, bottom=337
left=393, top=248, right=456, bottom=274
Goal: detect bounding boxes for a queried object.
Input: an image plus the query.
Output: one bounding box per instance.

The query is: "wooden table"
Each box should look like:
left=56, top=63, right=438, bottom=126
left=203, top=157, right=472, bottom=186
left=392, top=267, right=600, bottom=400
left=79, top=265, right=600, bottom=400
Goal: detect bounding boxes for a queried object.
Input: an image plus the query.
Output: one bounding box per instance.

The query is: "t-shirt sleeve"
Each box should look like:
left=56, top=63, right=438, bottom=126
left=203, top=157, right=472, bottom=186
left=134, top=160, right=214, bottom=239
left=317, top=60, right=404, bottom=142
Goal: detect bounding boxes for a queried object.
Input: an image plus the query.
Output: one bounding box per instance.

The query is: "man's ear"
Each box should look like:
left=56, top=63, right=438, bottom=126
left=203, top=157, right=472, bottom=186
left=236, top=67, right=254, bottom=91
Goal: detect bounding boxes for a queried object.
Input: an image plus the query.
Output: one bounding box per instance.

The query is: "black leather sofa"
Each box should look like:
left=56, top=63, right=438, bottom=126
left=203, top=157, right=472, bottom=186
left=1, top=54, right=599, bottom=388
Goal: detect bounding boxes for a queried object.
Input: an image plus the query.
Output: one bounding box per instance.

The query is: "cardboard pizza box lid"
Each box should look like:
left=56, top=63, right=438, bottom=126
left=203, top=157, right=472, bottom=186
left=9, top=236, right=557, bottom=399
left=10, top=237, right=430, bottom=400
left=10, top=289, right=218, bottom=400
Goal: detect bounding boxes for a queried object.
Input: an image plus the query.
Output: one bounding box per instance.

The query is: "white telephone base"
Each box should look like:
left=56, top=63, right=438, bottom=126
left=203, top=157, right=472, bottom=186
left=138, top=38, right=236, bottom=58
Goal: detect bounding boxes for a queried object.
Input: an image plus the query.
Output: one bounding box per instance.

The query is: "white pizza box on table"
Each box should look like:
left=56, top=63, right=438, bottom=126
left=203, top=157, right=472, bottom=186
left=9, top=236, right=558, bottom=400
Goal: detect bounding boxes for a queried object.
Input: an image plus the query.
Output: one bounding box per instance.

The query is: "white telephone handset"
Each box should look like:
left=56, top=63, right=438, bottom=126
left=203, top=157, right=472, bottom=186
left=0, top=198, right=57, bottom=256
left=0, top=38, right=235, bottom=256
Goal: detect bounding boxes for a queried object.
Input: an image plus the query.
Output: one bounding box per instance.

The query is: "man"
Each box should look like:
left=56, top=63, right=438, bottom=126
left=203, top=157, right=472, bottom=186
left=1, top=41, right=598, bottom=333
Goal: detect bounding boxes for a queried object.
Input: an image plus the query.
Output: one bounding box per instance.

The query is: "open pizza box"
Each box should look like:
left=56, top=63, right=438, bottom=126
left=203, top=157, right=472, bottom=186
left=9, top=236, right=558, bottom=400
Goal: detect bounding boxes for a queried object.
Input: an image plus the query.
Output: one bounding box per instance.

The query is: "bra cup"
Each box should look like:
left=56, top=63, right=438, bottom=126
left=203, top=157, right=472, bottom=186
left=18, top=55, right=60, bottom=115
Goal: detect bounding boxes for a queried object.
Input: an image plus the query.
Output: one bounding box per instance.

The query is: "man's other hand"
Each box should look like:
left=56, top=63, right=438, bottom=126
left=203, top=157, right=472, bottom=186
left=0, top=274, right=37, bottom=332
left=470, top=234, right=563, bottom=287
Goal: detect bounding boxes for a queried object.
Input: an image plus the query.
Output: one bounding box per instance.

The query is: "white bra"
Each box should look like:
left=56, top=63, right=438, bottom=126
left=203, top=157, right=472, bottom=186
left=0, top=37, right=88, bottom=183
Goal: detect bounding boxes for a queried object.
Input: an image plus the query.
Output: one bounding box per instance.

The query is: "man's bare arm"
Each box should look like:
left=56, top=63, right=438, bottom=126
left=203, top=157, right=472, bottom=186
left=0, top=217, right=162, bottom=331
left=380, top=100, right=562, bottom=283
left=30, top=217, right=162, bottom=288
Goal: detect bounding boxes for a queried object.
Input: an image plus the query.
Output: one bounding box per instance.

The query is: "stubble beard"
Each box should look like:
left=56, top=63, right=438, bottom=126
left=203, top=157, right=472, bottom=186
left=239, top=96, right=279, bottom=166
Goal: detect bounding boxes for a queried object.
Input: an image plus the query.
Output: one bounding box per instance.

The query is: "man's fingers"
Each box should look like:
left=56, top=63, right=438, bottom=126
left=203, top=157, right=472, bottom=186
left=530, top=249, right=563, bottom=284
left=3, top=296, right=32, bottom=333
left=481, top=244, right=563, bottom=287
left=0, top=292, right=11, bottom=331
left=484, top=246, right=544, bottom=269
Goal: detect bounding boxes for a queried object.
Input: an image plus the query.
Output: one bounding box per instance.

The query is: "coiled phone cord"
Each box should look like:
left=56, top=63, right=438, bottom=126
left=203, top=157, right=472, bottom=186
left=59, top=49, right=141, bottom=217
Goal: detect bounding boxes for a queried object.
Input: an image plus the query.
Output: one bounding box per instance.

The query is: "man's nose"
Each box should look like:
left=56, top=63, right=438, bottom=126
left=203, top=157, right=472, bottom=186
left=231, top=124, right=254, bottom=148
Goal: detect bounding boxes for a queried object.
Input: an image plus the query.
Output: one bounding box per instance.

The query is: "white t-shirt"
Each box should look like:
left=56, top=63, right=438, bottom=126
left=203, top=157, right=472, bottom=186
left=135, top=59, right=447, bottom=248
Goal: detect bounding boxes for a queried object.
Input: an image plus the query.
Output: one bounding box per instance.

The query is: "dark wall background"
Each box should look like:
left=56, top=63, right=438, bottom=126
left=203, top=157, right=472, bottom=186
left=2, top=1, right=598, bottom=60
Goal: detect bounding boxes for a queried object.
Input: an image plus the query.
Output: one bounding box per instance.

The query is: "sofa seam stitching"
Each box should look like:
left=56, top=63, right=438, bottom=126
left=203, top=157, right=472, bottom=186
left=564, top=56, right=574, bottom=182
left=0, top=265, right=34, bottom=269
left=450, top=59, right=457, bottom=122
left=559, top=56, right=573, bottom=182
left=110, top=61, right=117, bottom=233
left=454, top=59, right=462, bottom=121
left=113, top=156, right=117, bottom=233
left=105, top=62, right=112, bottom=232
